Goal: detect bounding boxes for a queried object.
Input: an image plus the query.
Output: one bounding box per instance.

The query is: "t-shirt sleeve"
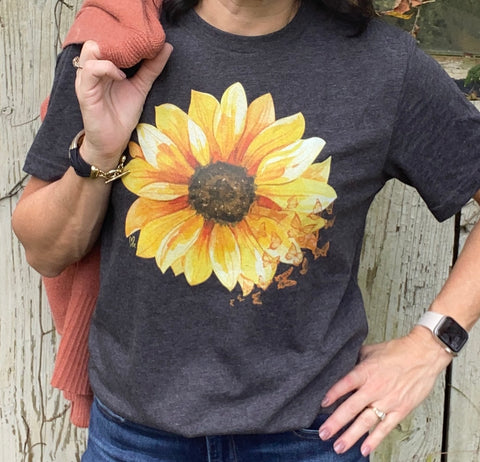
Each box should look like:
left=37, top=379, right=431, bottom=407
left=383, top=39, right=480, bottom=222
left=23, top=44, right=84, bottom=182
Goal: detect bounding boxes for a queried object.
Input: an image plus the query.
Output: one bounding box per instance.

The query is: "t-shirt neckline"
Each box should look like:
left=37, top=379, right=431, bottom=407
left=180, top=0, right=313, bottom=54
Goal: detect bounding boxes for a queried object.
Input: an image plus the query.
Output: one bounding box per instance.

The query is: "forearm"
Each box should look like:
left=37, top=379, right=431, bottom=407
left=12, top=168, right=111, bottom=277
left=428, top=214, right=480, bottom=331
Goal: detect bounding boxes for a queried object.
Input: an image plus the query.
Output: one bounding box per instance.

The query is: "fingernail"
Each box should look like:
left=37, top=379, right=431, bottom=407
left=319, top=428, right=330, bottom=440
left=333, top=440, right=345, bottom=454
left=321, top=396, right=330, bottom=407
left=361, top=445, right=371, bottom=457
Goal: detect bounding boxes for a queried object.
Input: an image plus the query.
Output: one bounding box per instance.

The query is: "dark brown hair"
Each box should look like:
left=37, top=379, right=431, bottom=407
left=163, top=0, right=376, bottom=31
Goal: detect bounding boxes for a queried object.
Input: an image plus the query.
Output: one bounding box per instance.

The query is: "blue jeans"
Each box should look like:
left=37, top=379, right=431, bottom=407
left=82, top=398, right=369, bottom=462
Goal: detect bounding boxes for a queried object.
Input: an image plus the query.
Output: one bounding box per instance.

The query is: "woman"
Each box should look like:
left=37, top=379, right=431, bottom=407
left=12, top=0, right=480, bottom=460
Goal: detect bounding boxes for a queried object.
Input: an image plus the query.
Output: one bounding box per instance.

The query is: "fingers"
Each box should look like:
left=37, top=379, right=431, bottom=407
left=321, top=367, right=366, bottom=408
left=317, top=334, right=448, bottom=457
left=79, top=40, right=102, bottom=62
left=130, top=43, right=173, bottom=96
left=327, top=406, right=399, bottom=456
left=359, top=411, right=401, bottom=456
left=75, top=41, right=127, bottom=85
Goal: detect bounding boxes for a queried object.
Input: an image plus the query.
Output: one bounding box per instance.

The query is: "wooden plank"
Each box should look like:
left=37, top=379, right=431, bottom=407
left=0, top=0, right=86, bottom=460
left=444, top=99, right=480, bottom=462
left=359, top=180, right=455, bottom=462
left=446, top=198, right=480, bottom=462
left=433, top=56, right=480, bottom=81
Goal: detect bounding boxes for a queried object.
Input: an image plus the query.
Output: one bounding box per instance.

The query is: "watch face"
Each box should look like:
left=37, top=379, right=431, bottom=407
left=436, top=317, right=469, bottom=353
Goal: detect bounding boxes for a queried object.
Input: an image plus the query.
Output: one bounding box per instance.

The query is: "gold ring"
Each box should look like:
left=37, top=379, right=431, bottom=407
left=368, top=406, right=387, bottom=422
left=72, top=56, right=83, bottom=70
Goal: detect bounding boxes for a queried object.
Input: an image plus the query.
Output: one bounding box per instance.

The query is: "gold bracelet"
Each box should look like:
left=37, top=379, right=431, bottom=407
left=90, top=156, right=129, bottom=183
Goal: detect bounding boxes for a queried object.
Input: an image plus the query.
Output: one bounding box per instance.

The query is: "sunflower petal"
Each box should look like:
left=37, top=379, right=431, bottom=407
left=256, top=178, right=337, bottom=214
left=184, top=222, right=214, bottom=285
left=301, top=157, right=332, bottom=182
left=136, top=208, right=196, bottom=259
left=122, top=158, right=161, bottom=191
left=155, top=104, right=192, bottom=161
left=189, top=89, right=221, bottom=158
left=136, top=183, right=189, bottom=201
left=213, top=82, right=247, bottom=162
left=188, top=118, right=211, bottom=166
left=234, top=92, right=275, bottom=163
left=237, top=274, right=255, bottom=297
left=122, top=158, right=189, bottom=200
left=136, top=124, right=195, bottom=181
left=255, top=137, right=326, bottom=185
left=156, top=213, right=205, bottom=273
left=125, top=197, right=190, bottom=236
left=246, top=206, right=303, bottom=265
left=171, top=256, right=185, bottom=276
left=233, top=221, right=277, bottom=288
left=129, top=141, right=145, bottom=160
left=243, top=113, right=305, bottom=174
left=209, top=224, right=241, bottom=291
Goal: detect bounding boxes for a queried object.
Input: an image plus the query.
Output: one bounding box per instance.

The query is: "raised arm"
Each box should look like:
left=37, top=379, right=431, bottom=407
left=12, top=41, right=172, bottom=277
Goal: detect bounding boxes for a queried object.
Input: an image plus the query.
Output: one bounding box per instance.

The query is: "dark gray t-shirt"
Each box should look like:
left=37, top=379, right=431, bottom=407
left=24, top=0, right=480, bottom=437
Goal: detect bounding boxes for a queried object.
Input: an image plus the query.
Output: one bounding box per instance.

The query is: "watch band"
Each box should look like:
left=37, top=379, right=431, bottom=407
left=68, top=129, right=129, bottom=183
left=417, top=311, right=445, bottom=331
left=417, top=311, right=468, bottom=356
left=69, top=129, right=91, bottom=177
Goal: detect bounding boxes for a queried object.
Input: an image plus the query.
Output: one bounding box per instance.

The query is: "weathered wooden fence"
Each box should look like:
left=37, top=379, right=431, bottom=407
left=1, top=1, right=479, bottom=460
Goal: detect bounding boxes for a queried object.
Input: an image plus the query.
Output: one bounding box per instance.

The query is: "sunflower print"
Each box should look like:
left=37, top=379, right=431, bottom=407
left=122, top=82, right=337, bottom=295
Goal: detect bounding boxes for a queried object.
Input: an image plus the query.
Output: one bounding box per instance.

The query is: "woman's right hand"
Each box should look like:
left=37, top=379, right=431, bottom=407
left=74, top=40, right=173, bottom=170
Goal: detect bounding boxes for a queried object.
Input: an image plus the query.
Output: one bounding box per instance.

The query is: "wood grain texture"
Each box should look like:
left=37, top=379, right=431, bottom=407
left=446, top=196, right=480, bottom=462
left=1, top=0, right=86, bottom=460
left=1, top=1, right=479, bottom=461
left=359, top=180, right=454, bottom=462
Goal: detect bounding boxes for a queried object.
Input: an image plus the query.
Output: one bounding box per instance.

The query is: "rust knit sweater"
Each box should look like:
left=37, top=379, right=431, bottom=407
left=41, top=0, right=164, bottom=427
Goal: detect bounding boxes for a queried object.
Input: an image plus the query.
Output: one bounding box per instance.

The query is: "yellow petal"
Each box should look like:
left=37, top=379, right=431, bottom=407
left=189, top=89, right=221, bottom=159
left=209, top=224, right=241, bottom=291
left=125, top=197, right=190, bottom=236
left=245, top=206, right=303, bottom=265
left=136, top=208, right=196, bottom=258
left=135, top=183, right=189, bottom=201
left=188, top=118, right=211, bottom=166
left=156, top=213, right=205, bottom=273
left=232, top=221, right=277, bottom=287
left=184, top=222, right=214, bottom=285
left=234, top=93, right=275, bottom=163
left=171, top=256, right=185, bottom=276
left=237, top=274, right=255, bottom=297
left=256, top=178, right=337, bottom=214
left=154, top=104, right=195, bottom=164
left=122, top=158, right=189, bottom=200
left=255, top=137, right=326, bottom=185
left=213, top=82, right=247, bottom=162
left=302, top=157, right=332, bottom=182
left=136, top=124, right=194, bottom=181
left=243, top=113, right=305, bottom=174
left=129, top=141, right=145, bottom=160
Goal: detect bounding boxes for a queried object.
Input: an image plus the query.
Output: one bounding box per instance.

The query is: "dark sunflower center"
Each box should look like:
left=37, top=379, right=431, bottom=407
left=188, top=162, right=256, bottom=224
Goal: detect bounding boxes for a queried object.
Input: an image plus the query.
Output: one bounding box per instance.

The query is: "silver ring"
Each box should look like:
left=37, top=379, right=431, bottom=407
left=72, top=56, right=83, bottom=70
left=368, top=406, right=387, bottom=422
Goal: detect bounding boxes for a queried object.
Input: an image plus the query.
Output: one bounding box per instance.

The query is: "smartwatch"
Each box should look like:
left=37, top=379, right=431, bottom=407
left=417, top=311, right=468, bottom=356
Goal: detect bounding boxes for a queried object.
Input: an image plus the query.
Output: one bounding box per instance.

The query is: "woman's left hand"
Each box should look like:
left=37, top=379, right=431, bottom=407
left=318, top=326, right=453, bottom=457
